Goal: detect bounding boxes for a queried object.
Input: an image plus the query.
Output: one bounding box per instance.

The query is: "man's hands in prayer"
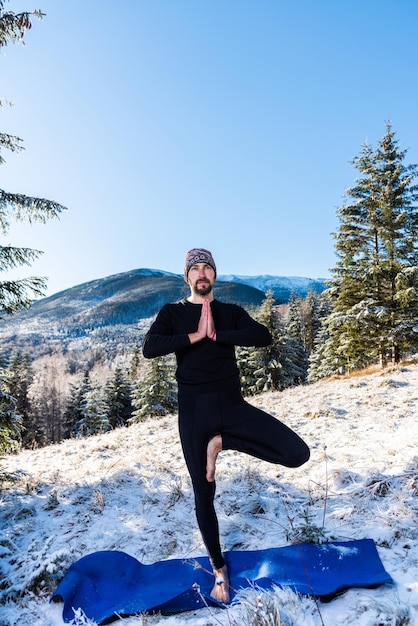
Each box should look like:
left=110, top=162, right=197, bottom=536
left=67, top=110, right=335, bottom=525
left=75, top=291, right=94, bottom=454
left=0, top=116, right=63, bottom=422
left=188, top=300, right=216, bottom=344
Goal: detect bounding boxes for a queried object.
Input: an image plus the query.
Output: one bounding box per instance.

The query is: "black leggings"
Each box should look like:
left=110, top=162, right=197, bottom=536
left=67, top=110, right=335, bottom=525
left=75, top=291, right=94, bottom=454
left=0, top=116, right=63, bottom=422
left=178, top=386, right=310, bottom=570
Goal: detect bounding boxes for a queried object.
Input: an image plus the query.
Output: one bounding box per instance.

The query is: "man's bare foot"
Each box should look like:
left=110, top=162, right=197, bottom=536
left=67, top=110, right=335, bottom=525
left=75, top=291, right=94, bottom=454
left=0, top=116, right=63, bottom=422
left=206, top=434, right=222, bottom=482
left=210, top=564, right=230, bottom=603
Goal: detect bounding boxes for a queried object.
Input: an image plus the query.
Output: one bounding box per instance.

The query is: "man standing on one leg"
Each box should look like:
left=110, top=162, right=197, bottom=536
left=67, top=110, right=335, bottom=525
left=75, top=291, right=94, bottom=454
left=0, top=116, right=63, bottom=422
left=142, top=248, right=310, bottom=603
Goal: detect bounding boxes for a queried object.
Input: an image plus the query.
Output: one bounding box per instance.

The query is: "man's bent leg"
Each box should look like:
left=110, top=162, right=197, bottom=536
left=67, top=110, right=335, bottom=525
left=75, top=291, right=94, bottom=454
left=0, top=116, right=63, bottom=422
left=222, top=395, right=310, bottom=468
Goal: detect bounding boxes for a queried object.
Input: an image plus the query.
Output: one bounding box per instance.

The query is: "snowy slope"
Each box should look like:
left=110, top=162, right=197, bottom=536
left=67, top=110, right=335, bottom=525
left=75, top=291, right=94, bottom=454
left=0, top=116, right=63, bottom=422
left=1, top=361, right=417, bottom=625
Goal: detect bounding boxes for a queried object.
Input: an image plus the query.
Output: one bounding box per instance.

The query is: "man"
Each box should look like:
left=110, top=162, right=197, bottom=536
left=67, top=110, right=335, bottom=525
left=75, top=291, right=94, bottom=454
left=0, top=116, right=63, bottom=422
left=142, top=248, right=310, bottom=603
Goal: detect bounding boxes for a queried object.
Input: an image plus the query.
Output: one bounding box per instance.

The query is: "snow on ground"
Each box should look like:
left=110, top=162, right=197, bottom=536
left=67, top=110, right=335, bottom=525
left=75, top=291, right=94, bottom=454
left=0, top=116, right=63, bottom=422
left=1, top=362, right=418, bottom=626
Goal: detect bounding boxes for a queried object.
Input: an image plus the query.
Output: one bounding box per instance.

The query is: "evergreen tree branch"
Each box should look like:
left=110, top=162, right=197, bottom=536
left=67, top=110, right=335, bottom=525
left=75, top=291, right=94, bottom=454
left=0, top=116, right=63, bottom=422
left=0, top=244, right=43, bottom=271
left=0, top=189, right=66, bottom=233
left=0, top=3, right=45, bottom=47
left=0, top=131, right=24, bottom=165
left=0, top=276, right=47, bottom=317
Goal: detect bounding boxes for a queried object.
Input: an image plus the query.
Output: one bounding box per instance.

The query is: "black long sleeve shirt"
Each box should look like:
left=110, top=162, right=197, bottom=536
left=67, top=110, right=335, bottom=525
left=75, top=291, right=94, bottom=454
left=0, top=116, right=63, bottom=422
left=142, top=299, right=271, bottom=393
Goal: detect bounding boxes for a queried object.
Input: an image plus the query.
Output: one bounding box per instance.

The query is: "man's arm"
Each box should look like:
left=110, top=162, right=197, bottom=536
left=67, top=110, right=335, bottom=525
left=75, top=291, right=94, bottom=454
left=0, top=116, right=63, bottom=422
left=216, top=305, right=272, bottom=348
left=142, top=306, right=190, bottom=358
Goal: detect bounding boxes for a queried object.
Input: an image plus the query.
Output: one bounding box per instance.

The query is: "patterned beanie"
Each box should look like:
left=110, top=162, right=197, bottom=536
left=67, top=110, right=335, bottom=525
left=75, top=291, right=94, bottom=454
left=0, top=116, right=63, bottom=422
left=184, top=248, right=217, bottom=282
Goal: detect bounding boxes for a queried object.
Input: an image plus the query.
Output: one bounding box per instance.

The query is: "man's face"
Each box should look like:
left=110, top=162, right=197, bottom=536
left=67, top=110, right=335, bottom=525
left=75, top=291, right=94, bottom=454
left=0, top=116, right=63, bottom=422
left=188, top=262, right=215, bottom=296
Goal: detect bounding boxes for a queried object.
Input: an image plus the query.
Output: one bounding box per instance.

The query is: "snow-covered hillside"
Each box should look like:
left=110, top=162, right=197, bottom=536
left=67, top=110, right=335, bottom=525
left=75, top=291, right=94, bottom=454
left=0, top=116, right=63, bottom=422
left=1, top=362, right=417, bottom=625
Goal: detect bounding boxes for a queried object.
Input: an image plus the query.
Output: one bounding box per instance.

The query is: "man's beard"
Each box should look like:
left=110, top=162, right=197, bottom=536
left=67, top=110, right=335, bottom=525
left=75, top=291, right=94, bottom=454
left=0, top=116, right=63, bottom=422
left=192, top=280, right=213, bottom=296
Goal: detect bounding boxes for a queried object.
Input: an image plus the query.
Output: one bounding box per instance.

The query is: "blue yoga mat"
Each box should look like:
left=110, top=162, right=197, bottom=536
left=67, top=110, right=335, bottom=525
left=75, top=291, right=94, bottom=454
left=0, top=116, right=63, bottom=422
left=51, top=539, right=393, bottom=624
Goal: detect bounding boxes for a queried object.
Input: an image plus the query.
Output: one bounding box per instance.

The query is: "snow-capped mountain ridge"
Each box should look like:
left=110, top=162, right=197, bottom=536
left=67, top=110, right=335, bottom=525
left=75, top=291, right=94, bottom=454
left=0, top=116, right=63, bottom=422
left=217, top=273, right=327, bottom=295
left=41, top=268, right=326, bottom=302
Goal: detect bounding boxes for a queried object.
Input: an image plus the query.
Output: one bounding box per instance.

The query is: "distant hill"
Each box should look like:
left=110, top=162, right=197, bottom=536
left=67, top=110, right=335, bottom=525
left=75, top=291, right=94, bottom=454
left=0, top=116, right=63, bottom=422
left=217, top=274, right=327, bottom=302
left=0, top=268, right=326, bottom=358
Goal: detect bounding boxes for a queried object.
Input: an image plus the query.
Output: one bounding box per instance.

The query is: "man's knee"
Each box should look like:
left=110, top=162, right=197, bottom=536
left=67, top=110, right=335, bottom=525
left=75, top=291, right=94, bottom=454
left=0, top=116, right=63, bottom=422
left=287, top=444, right=310, bottom=468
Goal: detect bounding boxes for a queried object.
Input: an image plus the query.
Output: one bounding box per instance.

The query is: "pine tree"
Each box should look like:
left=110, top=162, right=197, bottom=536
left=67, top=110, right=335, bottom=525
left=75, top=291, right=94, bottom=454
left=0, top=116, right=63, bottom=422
left=63, top=371, right=92, bottom=438
left=0, top=369, right=22, bottom=454
left=299, top=290, right=323, bottom=355
left=286, top=293, right=302, bottom=342
left=129, top=345, right=142, bottom=380
left=131, top=355, right=177, bottom=422
left=237, top=344, right=261, bottom=396
left=255, top=290, right=285, bottom=391
left=285, top=294, right=309, bottom=381
left=313, top=123, right=418, bottom=376
left=238, top=292, right=278, bottom=395
left=1, top=2, right=66, bottom=316
left=307, top=317, right=339, bottom=382
left=105, top=367, right=133, bottom=428
left=239, top=290, right=306, bottom=395
left=5, top=350, right=36, bottom=447
left=76, top=386, right=110, bottom=437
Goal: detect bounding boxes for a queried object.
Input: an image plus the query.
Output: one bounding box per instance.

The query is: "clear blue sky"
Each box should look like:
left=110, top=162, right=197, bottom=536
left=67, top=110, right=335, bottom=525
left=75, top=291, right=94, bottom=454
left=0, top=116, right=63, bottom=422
left=2, top=0, right=418, bottom=296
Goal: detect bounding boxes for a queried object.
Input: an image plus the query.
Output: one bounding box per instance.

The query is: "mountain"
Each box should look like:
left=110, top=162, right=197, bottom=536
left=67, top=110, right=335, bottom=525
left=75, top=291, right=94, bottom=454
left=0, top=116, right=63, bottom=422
left=0, top=268, right=326, bottom=358
left=218, top=274, right=327, bottom=301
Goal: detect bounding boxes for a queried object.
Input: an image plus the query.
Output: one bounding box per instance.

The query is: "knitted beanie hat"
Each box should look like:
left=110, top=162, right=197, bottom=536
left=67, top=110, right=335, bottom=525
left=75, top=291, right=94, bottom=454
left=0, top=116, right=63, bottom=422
left=184, top=248, right=217, bottom=282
